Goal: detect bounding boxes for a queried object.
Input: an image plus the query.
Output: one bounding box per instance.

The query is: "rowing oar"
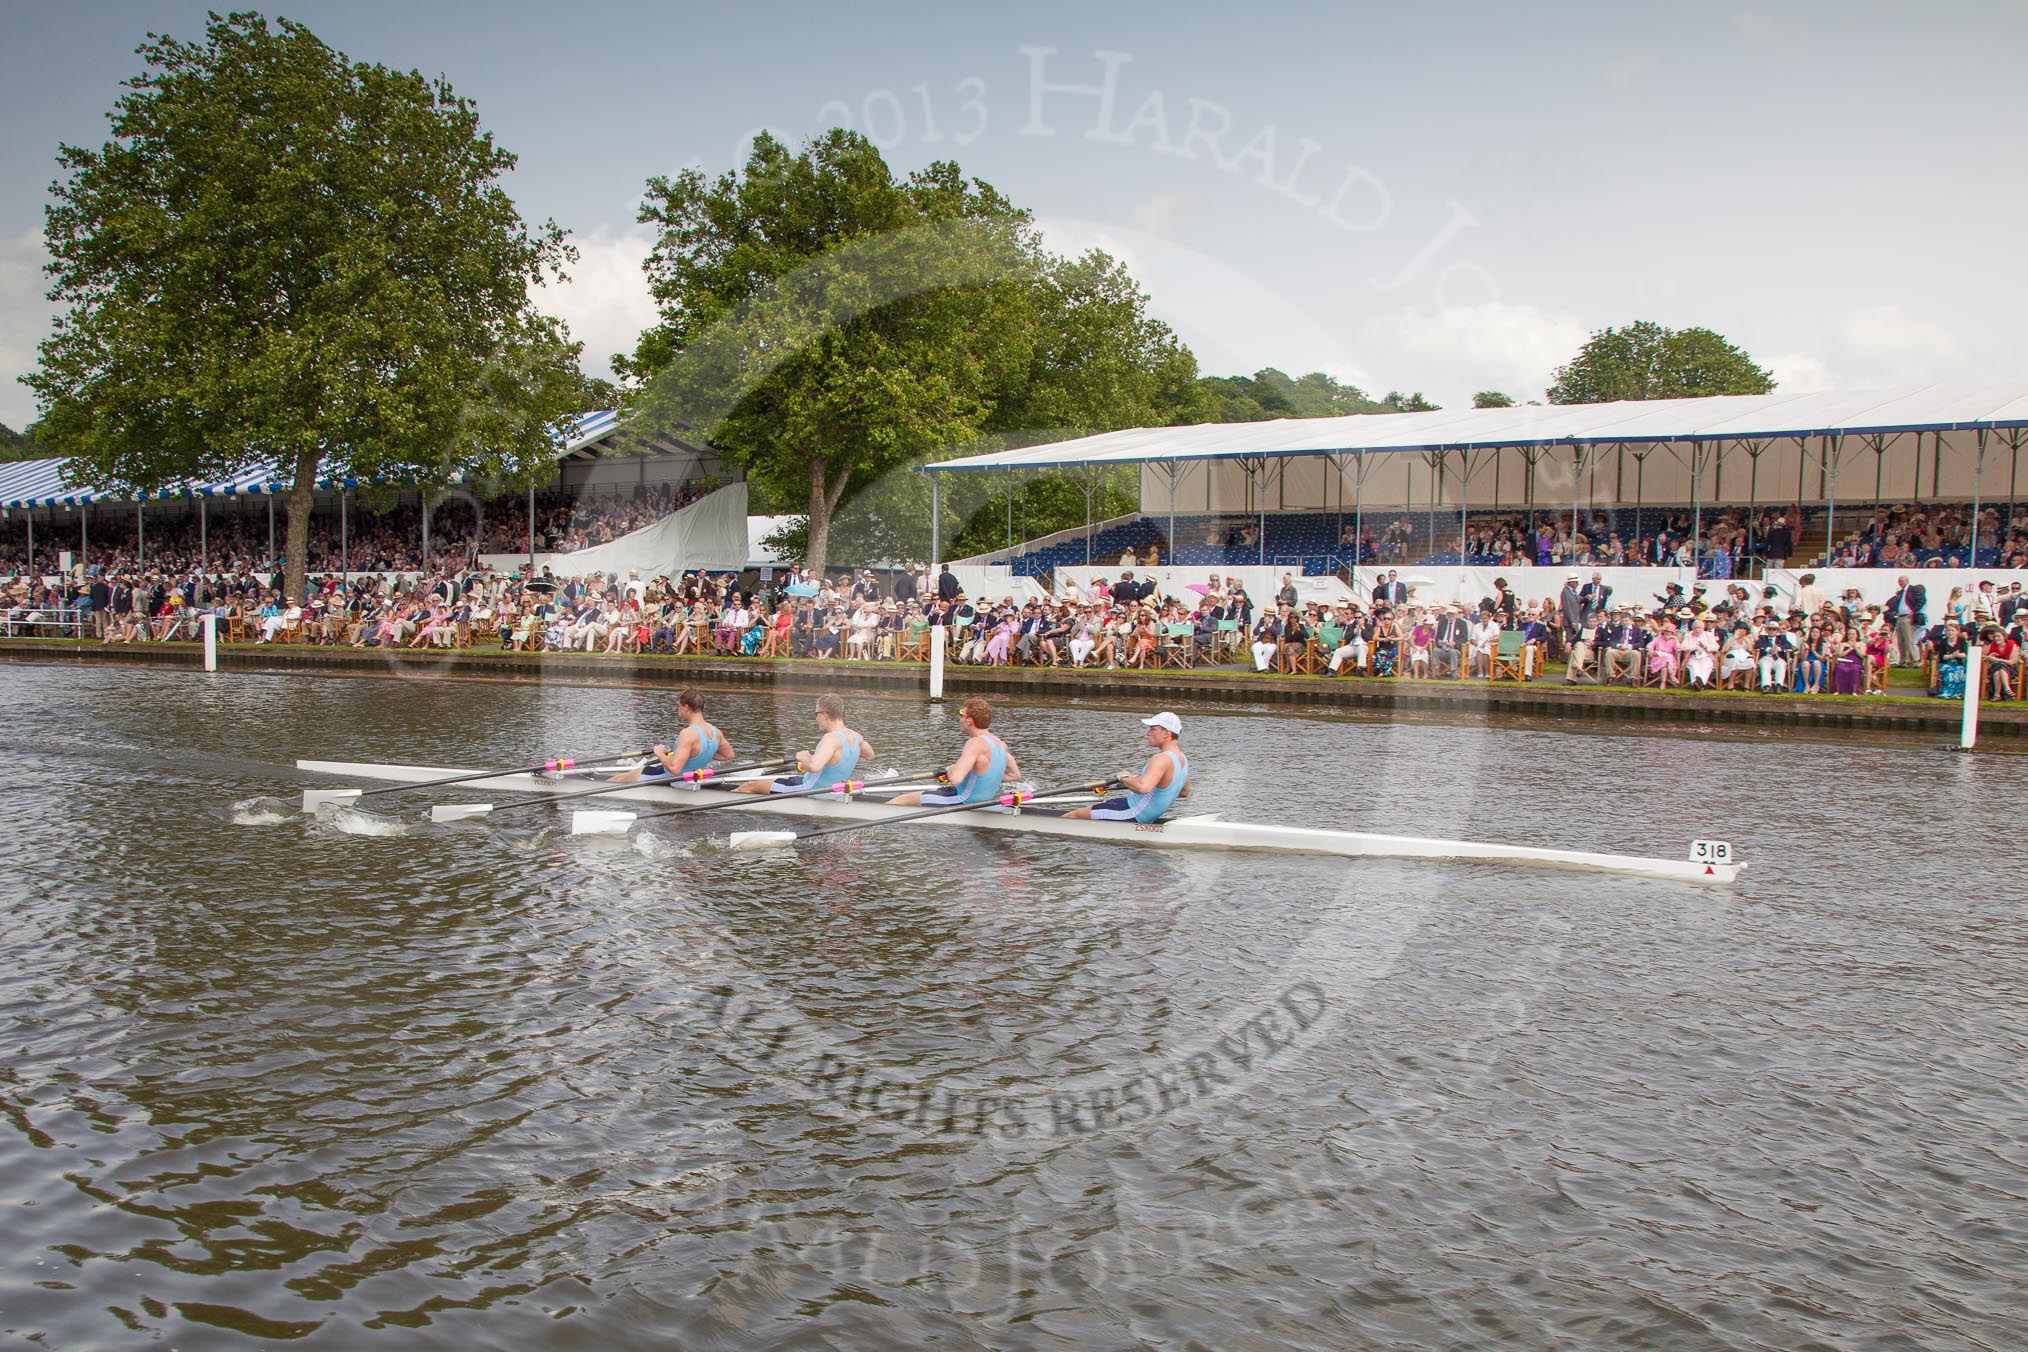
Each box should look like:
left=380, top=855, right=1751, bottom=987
left=567, top=768, right=939, bottom=837
left=428, top=756, right=797, bottom=823
left=725, top=779, right=1120, bottom=853
left=300, top=748, right=652, bottom=812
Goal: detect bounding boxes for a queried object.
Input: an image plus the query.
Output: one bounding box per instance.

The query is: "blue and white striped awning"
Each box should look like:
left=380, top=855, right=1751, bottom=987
left=0, top=410, right=622, bottom=509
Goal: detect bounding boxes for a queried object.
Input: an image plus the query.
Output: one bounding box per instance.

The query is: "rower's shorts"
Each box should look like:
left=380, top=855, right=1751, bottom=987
left=1087, top=796, right=1141, bottom=821
left=918, top=786, right=973, bottom=806
left=640, top=762, right=674, bottom=780
left=769, top=773, right=812, bottom=794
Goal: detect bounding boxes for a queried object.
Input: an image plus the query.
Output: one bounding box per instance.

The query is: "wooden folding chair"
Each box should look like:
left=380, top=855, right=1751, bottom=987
left=897, top=624, right=931, bottom=662
left=1214, top=619, right=1242, bottom=662
left=1158, top=621, right=1197, bottom=669
left=1490, top=630, right=1529, bottom=681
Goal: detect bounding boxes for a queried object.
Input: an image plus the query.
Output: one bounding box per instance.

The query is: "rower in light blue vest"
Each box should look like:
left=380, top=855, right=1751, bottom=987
left=733, top=693, right=875, bottom=796
left=609, top=687, right=735, bottom=784
left=892, top=698, right=1025, bottom=808
left=1067, top=712, right=1190, bottom=824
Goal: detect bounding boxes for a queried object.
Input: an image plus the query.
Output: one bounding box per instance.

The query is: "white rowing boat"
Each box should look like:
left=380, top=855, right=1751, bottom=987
left=295, top=758, right=1746, bottom=885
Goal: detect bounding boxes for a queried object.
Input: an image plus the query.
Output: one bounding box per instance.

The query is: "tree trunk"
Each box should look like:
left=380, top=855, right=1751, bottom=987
left=284, top=445, right=319, bottom=603
left=804, top=459, right=832, bottom=580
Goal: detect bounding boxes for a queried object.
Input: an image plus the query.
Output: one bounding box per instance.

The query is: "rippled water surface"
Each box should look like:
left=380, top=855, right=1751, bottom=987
left=2, top=663, right=2024, bottom=1349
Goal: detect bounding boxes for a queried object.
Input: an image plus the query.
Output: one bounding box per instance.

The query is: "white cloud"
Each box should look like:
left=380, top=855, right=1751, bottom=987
left=1734, top=9, right=1779, bottom=42
left=1834, top=304, right=1963, bottom=382
left=1034, top=215, right=1376, bottom=389
left=1604, top=53, right=1652, bottom=95
left=537, top=227, right=659, bottom=384
left=1127, top=192, right=1196, bottom=236
left=0, top=228, right=56, bottom=431
left=1763, top=351, right=1835, bottom=392
left=1359, top=303, right=1590, bottom=406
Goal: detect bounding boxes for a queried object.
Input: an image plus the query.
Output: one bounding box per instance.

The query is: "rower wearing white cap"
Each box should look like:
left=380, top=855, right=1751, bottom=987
left=1066, top=712, right=1190, bottom=823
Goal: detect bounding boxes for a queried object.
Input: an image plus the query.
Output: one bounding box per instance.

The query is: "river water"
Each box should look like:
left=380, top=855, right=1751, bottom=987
left=1, top=662, right=2023, bottom=1349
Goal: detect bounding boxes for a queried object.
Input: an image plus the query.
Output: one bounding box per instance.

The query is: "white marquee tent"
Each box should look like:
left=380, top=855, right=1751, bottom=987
left=922, top=385, right=2028, bottom=569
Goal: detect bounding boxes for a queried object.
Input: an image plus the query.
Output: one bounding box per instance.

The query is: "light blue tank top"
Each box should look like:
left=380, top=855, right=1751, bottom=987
left=679, top=724, right=720, bottom=775
left=949, top=733, right=1008, bottom=804
left=808, top=730, right=862, bottom=789
left=1127, top=748, right=1188, bottom=823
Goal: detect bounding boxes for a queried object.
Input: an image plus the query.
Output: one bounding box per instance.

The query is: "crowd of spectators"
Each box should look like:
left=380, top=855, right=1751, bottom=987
left=1821, top=501, right=2028, bottom=569
left=0, top=481, right=718, bottom=577
left=6, top=524, right=2027, bottom=705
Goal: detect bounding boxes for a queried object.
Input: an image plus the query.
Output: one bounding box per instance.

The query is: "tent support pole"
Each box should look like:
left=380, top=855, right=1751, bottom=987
left=1166, top=459, right=1176, bottom=563
left=200, top=497, right=207, bottom=571
left=930, top=473, right=942, bottom=576
left=1971, top=428, right=1987, bottom=564
left=1353, top=453, right=1365, bottom=579
left=1691, top=442, right=1702, bottom=578
left=1823, top=435, right=1839, bottom=566
left=267, top=496, right=274, bottom=563
left=341, top=489, right=349, bottom=576
left=139, top=501, right=145, bottom=565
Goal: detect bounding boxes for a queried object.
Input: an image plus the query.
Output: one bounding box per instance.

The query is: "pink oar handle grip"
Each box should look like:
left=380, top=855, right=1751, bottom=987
left=682, top=767, right=715, bottom=781
left=542, top=757, right=576, bottom=772
left=998, top=790, right=1032, bottom=806
left=830, top=780, right=864, bottom=793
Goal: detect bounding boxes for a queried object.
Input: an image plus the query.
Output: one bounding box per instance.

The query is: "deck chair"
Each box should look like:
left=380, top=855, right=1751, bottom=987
left=1281, top=632, right=1321, bottom=676
left=897, top=623, right=931, bottom=663
left=1490, top=629, right=1529, bottom=681
left=1215, top=619, right=1241, bottom=661
left=1158, top=621, right=1197, bottom=669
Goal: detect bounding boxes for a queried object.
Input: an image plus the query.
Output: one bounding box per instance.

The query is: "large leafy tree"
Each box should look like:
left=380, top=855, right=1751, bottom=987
left=621, top=131, right=1227, bottom=575
left=621, top=131, right=1041, bottom=576
left=29, top=13, right=585, bottom=599
left=1196, top=368, right=1390, bottom=422
left=0, top=423, right=41, bottom=462
left=1546, top=320, right=1775, bottom=404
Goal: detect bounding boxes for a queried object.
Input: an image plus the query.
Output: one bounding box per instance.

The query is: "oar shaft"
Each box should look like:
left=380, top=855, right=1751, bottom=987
left=785, top=779, right=1117, bottom=842
left=354, top=749, right=648, bottom=798
left=628, top=767, right=936, bottom=824
left=477, top=756, right=793, bottom=817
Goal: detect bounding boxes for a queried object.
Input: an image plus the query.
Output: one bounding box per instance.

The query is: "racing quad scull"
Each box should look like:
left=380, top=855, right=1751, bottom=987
left=295, top=759, right=1746, bottom=885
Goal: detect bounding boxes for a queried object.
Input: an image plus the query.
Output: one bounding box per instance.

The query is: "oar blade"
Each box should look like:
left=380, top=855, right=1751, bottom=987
left=302, top=788, right=362, bottom=813
left=429, top=803, right=494, bottom=823
left=727, top=830, right=798, bottom=852
left=570, top=810, right=638, bottom=837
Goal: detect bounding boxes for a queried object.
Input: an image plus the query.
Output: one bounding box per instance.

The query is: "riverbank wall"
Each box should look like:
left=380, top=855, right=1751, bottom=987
left=4, top=638, right=2019, bottom=741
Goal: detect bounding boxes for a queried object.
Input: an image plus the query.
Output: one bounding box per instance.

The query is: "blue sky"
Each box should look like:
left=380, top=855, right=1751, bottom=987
left=3, top=1, right=2023, bottom=429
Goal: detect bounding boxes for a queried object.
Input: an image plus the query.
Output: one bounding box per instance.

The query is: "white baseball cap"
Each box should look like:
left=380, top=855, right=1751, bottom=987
left=1141, top=711, right=1183, bottom=735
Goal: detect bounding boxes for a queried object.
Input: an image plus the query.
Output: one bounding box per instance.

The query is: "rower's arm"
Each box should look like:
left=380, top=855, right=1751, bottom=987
left=712, top=733, right=736, bottom=761
left=944, top=737, right=984, bottom=784
left=1115, top=755, right=1168, bottom=795
left=1004, top=748, right=1024, bottom=782
left=801, top=733, right=839, bottom=773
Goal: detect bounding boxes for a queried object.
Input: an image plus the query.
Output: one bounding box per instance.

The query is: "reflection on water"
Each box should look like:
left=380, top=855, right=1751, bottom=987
left=1, top=665, right=2024, bottom=1348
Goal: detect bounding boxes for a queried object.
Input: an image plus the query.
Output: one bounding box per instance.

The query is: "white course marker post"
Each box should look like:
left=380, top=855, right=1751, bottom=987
left=928, top=623, right=946, bottom=702
left=201, top=613, right=217, bottom=672
left=1961, top=645, right=1982, bottom=751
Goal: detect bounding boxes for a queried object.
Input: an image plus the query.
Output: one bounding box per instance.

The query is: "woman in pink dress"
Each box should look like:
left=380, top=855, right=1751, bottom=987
left=1407, top=616, right=1434, bottom=677
left=985, top=613, right=1015, bottom=666
left=1863, top=624, right=1891, bottom=692
left=1648, top=622, right=1682, bottom=689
